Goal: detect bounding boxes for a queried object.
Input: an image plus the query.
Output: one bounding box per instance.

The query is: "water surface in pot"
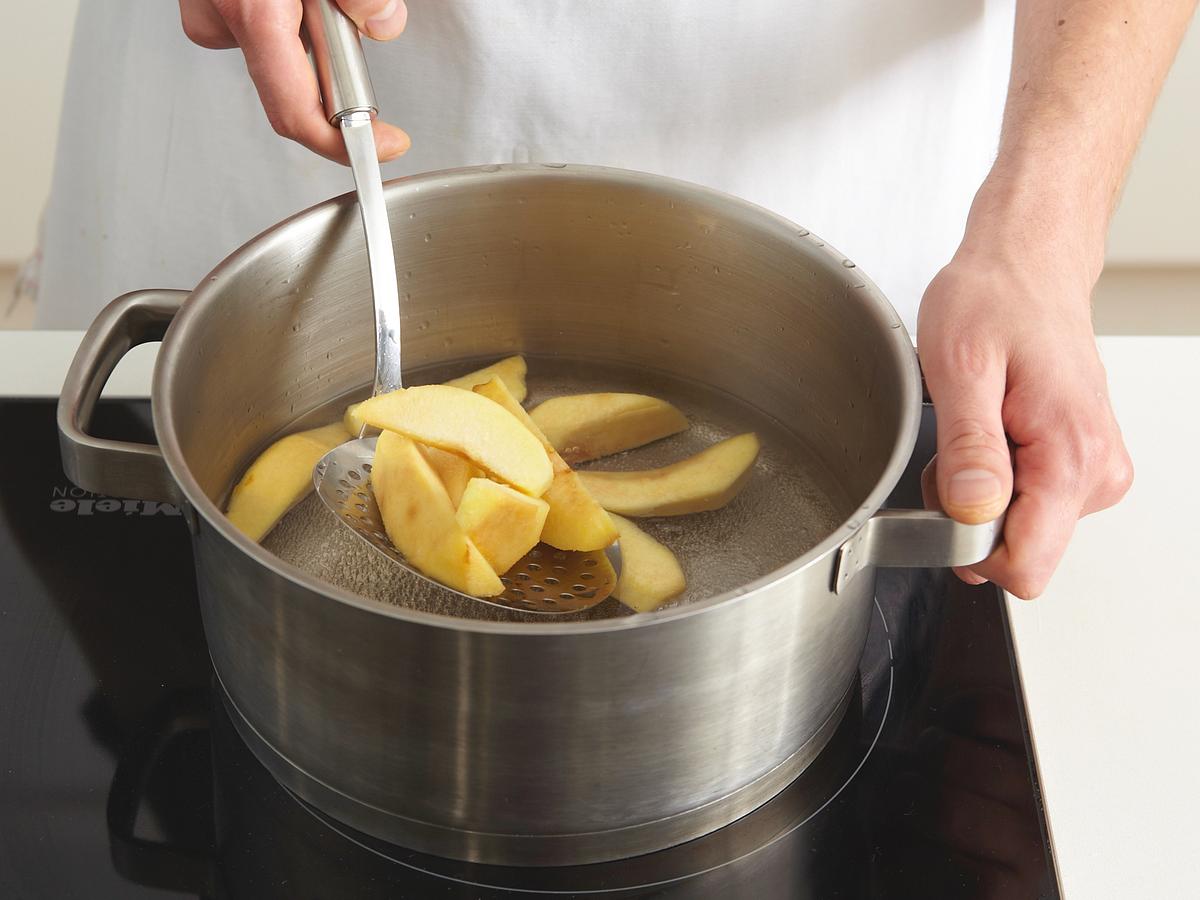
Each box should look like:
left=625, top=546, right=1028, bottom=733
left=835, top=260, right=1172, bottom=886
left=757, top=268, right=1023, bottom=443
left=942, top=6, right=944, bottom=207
left=260, top=354, right=851, bottom=622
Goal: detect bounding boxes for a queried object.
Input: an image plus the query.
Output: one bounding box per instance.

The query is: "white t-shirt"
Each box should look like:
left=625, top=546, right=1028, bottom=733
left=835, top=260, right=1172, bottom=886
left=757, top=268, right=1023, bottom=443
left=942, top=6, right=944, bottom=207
left=35, top=0, right=1014, bottom=333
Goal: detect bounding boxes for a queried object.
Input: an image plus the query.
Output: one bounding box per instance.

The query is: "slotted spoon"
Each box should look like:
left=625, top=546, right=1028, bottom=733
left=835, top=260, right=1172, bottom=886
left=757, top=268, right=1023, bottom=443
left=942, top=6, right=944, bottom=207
left=302, top=1, right=618, bottom=614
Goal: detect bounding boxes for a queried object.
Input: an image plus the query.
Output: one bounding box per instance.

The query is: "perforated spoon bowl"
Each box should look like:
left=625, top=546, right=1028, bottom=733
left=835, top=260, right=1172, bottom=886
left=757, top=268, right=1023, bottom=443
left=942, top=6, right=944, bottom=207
left=314, top=438, right=620, bottom=614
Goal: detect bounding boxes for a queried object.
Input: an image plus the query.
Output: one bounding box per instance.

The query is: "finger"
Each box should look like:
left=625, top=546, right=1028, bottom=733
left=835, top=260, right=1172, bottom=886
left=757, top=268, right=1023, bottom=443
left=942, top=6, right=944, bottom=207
left=955, top=566, right=989, bottom=586
left=337, top=0, right=408, bottom=40
left=223, top=5, right=409, bottom=163
left=969, top=441, right=1083, bottom=599
left=1082, top=424, right=1135, bottom=516
left=219, top=1, right=345, bottom=160
left=368, top=119, right=412, bottom=162
left=922, top=458, right=991, bottom=585
left=923, top=341, right=1013, bottom=525
left=179, top=0, right=238, bottom=49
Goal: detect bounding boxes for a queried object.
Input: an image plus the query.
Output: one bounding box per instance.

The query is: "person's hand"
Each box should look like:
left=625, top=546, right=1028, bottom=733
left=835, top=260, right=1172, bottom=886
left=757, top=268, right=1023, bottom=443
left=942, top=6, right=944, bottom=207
left=179, top=0, right=410, bottom=163
left=917, top=218, right=1133, bottom=600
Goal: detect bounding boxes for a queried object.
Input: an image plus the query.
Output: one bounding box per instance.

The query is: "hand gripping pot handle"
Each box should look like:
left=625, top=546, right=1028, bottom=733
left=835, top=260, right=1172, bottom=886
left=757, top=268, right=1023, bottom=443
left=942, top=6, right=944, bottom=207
left=57, top=289, right=188, bottom=505
left=833, top=509, right=1004, bottom=593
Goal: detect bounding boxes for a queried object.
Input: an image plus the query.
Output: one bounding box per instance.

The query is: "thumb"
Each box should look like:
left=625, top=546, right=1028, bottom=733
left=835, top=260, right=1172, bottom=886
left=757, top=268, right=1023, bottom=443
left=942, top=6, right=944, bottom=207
left=336, top=0, right=408, bottom=40
left=926, top=351, right=1013, bottom=525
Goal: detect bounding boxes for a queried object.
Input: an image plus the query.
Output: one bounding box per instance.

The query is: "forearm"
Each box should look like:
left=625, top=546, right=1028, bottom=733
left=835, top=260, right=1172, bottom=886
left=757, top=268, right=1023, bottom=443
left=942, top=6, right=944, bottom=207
left=965, top=0, right=1197, bottom=283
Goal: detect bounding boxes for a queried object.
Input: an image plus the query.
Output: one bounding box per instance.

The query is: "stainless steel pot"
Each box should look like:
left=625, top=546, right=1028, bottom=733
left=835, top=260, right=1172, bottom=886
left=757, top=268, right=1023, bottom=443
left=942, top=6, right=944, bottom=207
left=58, top=165, right=999, bottom=866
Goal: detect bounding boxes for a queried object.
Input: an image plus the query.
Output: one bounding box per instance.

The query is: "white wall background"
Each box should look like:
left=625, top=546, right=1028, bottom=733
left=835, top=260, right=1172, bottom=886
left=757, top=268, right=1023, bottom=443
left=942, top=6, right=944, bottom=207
left=0, top=3, right=1195, bottom=267
left=0, top=0, right=80, bottom=263
left=1106, top=18, right=1200, bottom=266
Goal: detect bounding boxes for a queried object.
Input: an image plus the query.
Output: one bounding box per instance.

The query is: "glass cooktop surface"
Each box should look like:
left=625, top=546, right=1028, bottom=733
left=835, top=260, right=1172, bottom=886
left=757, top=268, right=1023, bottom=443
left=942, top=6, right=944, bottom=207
left=0, top=399, right=1059, bottom=898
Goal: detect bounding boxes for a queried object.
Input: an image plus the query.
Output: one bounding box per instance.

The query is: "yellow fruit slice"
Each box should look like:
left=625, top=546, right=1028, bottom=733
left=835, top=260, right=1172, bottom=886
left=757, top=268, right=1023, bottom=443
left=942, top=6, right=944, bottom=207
left=342, top=355, right=527, bottom=435
left=444, top=355, right=528, bottom=402
left=456, top=477, right=550, bottom=575
left=343, top=401, right=367, bottom=437
left=371, top=431, right=504, bottom=597
left=610, top=514, right=686, bottom=613
left=419, top=445, right=480, bottom=508
left=578, top=433, right=760, bottom=517
left=539, top=471, right=619, bottom=552
left=473, top=376, right=618, bottom=552
left=226, top=421, right=350, bottom=542
left=346, top=413, right=479, bottom=507
left=355, top=385, right=553, bottom=497
left=530, top=393, right=688, bottom=464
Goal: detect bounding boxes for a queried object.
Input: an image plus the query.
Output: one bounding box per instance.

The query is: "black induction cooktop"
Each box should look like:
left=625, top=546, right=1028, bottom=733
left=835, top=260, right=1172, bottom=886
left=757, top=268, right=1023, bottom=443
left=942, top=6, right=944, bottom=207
left=0, top=399, right=1059, bottom=899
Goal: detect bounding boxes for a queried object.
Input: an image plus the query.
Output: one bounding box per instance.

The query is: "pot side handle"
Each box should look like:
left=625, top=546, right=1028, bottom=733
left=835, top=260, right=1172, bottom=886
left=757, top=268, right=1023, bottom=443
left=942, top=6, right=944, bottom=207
left=833, top=510, right=1003, bottom=593
left=57, top=289, right=188, bottom=504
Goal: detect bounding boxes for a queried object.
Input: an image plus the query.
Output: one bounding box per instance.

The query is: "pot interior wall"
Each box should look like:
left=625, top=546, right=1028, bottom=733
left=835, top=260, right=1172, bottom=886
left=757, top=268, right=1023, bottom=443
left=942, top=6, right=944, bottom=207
left=166, top=167, right=910, bottom=536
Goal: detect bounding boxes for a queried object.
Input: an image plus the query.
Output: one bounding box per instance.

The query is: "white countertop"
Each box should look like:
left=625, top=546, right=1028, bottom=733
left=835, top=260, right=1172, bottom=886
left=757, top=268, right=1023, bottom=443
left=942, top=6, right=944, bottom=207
left=1006, top=335, right=1200, bottom=898
left=2, top=330, right=1197, bottom=897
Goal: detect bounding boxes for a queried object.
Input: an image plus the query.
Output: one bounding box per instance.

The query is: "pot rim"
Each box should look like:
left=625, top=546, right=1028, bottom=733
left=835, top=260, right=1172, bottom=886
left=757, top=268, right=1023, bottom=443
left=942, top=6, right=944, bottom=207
left=155, top=163, right=921, bottom=635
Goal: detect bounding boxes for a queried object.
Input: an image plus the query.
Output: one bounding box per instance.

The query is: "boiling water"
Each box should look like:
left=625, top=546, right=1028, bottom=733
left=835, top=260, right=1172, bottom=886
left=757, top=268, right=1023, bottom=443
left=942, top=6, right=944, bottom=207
left=262, top=357, right=851, bottom=622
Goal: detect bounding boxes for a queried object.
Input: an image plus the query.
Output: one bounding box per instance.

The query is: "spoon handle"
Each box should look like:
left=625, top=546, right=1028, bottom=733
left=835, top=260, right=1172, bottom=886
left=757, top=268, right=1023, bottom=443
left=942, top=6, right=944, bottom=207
left=302, top=0, right=378, bottom=124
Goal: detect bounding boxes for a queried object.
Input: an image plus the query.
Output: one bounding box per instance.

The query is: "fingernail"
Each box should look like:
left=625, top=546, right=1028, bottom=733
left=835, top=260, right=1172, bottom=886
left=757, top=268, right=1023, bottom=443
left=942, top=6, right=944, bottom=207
left=947, top=468, right=1003, bottom=510
left=365, top=1, right=399, bottom=38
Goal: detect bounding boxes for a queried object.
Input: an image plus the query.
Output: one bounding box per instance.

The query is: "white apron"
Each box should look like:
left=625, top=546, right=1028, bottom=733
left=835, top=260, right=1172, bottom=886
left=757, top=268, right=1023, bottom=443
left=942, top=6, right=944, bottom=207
left=35, top=0, right=1014, bottom=333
